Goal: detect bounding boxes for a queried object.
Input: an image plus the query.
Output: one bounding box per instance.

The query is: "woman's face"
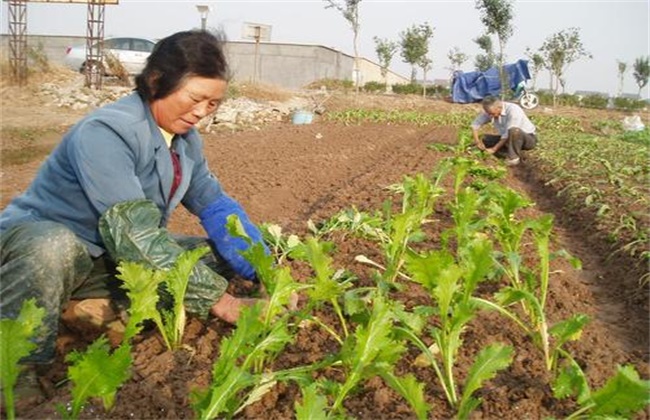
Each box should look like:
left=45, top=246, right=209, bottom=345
left=150, top=76, right=228, bottom=134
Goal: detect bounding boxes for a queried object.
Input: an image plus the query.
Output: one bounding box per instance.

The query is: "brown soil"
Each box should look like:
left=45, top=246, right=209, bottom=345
left=1, top=73, right=648, bottom=419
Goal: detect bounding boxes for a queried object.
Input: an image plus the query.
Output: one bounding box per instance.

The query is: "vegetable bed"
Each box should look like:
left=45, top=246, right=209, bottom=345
left=9, top=121, right=649, bottom=419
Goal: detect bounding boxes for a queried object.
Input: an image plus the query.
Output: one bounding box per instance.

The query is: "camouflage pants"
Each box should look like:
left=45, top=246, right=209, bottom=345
left=482, top=127, right=537, bottom=160
left=0, top=220, right=230, bottom=364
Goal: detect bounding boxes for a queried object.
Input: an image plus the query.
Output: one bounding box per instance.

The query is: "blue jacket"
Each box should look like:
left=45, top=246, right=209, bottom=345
left=0, top=93, right=223, bottom=257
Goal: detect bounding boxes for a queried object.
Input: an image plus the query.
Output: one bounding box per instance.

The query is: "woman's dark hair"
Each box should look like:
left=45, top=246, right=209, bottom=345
left=135, top=30, right=231, bottom=101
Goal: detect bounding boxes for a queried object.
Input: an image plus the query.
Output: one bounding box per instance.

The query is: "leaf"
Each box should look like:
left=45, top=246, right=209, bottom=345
left=295, top=383, right=330, bottom=420
left=66, top=339, right=132, bottom=417
left=548, top=314, right=590, bottom=349
left=457, top=344, right=514, bottom=419
left=163, top=247, right=210, bottom=349
left=0, top=298, right=45, bottom=419
left=192, top=306, right=265, bottom=419
left=234, top=373, right=277, bottom=415
left=460, top=236, right=494, bottom=297
left=264, top=267, right=302, bottom=322
left=380, top=371, right=429, bottom=420
left=116, top=261, right=165, bottom=343
left=589, top=364, right=650, bottom=416
left=553, top=358, right=590, bottom=403
left=334, top=294, right=400, bottom=411
left=404, top=249, right=455, bottom=293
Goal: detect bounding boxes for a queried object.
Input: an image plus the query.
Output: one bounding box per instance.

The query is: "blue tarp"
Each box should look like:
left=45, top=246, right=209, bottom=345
left=451, top=59, right=531, bottom=104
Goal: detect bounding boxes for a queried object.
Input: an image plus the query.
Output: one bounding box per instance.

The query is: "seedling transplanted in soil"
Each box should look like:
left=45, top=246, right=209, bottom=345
left=0, top=299, right=45, bottom=420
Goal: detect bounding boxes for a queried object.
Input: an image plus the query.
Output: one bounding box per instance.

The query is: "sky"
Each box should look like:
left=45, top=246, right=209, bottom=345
left=1, top=0, right=648, bottom=97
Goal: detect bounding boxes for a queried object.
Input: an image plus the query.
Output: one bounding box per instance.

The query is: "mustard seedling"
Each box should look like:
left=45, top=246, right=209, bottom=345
left=58, top=253, right=193, bottom=419
left=260, top=223, right=303, bottom=264
left=330, top=292, right=429, bottom=419
left=300, top=236, right=354, bottom=341
left=404, top=245, right=513, bottom=416
left=116, top=247, right=209, bottom=350
left=191, top=304, right=293, bottom=419
left=59, top=339, right=132, bottom=419
left=559, top=364, right=650, bottom=419
left=0, top=298, right=45, bottom=420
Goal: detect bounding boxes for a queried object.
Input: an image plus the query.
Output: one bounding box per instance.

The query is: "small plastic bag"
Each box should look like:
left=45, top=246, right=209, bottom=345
left=622, top=115, right=645, bottom=132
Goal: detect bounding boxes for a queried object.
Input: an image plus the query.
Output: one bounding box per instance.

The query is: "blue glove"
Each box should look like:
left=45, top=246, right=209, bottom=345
left=199, top=194, right=268, bottom=281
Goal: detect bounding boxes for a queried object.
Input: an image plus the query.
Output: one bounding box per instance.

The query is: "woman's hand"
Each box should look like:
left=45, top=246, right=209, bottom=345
left=210, top=292, right=266, bottom=324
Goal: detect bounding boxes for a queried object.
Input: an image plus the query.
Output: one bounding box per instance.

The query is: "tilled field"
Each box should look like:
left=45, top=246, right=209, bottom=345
left=9, top=120, right=648, bottom=419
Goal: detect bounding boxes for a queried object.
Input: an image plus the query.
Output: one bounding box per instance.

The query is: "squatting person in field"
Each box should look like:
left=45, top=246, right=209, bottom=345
left=0, top=30, right=267, bottom=405
left=471, top=95, right=538, bottom=166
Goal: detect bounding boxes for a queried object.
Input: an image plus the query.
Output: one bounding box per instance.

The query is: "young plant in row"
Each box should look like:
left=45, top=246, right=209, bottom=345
left=298, top=236, right=355, bottom=341
left=58, top=338, right=132, bottom=420
left=0, top=298, right=45, bottom=420
left=57, top=247, right=216, bottom=419
left=295, top=292, right=430, bottom=420
left=191, top=303, right=294, bottom=419
left=191, top=216, right=332, bottom=418
left=481, top=203, right=586, bottom=373
left=556, top=363, right=650, bottom=419
left=260, top=223, right=303, bottom=264
left=338, top=173, right=444, bottom=285
left=403, top=234, right=514, bottom=417
left=116, top=246, right=210, bottom=351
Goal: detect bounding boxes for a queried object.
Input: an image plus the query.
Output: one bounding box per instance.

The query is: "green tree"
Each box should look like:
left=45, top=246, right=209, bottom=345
left=537, top=27, right=591, bottom=106
left=399, top=22, right=435, bottom=83
left=325, top=0, right=362, bottom=93
left=632, top=56, right=649, bottom=96
left=617, top=60, right=627, bottom=97
left=373, top=36, right=399, bottom=90
left=475, top=0, right=514, bottom=97
left=447, top=46, right=469, bottom=74
left=473, top=34, right=495, bottom=71
left=524, top=48, right=545, bottom=90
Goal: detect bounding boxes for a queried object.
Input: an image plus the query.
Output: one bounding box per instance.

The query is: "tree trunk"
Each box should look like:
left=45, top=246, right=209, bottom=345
left=353, top=29, right=360, bottom=96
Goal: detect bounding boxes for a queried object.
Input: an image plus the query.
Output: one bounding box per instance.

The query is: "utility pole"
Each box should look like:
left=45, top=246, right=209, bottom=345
left=196, top=4, right=210, bottom=31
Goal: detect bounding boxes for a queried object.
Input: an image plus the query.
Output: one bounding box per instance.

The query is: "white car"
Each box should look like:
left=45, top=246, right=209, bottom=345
left=64, top=37, right=156, bottom=75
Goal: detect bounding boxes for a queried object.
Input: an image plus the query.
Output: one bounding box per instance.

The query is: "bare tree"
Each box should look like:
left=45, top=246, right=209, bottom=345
left=617, top=60, right=627, bottom=97
left=475, top=0, right=514, bottom=97
left=632, top=56, right=649, bottom=96
left=399, top=22, right=435, bottom=84
left=325, top=0, right=362, bottom=94
left=373, top=36, right=398, bottom=91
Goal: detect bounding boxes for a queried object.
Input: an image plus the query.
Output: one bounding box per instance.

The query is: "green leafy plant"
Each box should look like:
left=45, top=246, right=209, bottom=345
left=557, top=364, right=650, bottom=419
left=404, top=245, right=514, bottom=416
left=58, top=249, right=199, bottom=419
left=0, top=298, right=45, bottom=420
left=116, top=247, right=209, bottom=350
left=59, top=339, right=132, bottom=419
left=191, top=303, right=294, bottom=419
left=298, top=236, right=355, bottom=342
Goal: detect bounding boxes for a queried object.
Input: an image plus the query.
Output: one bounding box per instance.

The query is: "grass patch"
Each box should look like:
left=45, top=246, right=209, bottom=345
left=1, top=144, right=55, bottom=166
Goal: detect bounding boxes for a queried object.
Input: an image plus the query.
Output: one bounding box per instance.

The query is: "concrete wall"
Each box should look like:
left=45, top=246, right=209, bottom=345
left=226, top=41, right=355, bottom=89
left=0, top=34, right=409, bottom=89
left=357, top=57, right=410, bottom=86
left=0, top=34, right=79, bottom=63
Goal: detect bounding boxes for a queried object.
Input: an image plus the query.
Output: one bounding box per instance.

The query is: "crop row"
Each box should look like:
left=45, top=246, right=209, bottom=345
left=327, top=108, right=649, bottom=274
